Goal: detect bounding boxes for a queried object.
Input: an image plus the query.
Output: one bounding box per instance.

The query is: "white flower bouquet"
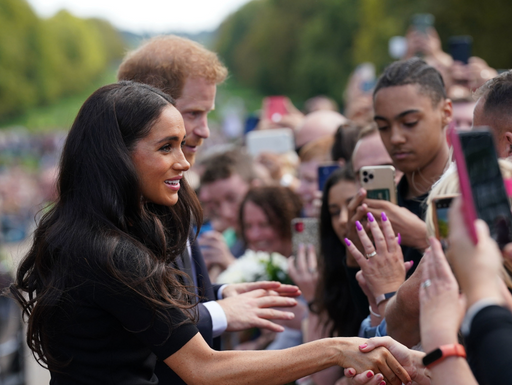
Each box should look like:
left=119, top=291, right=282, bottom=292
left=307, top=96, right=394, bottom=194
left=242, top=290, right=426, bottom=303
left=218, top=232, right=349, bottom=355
left=217, top=250, right=293, bottom=285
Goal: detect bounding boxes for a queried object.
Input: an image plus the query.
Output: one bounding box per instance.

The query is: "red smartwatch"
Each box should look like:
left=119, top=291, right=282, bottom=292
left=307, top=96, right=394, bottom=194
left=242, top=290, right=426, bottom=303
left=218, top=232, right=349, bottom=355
left=422, top=344, right=466, bottom=368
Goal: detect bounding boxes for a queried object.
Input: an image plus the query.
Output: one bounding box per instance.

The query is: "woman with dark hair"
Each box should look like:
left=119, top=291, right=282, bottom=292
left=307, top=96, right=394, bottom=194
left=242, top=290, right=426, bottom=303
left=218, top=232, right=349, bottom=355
left=290, top=167, right=367, bottom=385
left=10, top=82, right=411, bottom=385
left=316, top=167, right=366, bottom=338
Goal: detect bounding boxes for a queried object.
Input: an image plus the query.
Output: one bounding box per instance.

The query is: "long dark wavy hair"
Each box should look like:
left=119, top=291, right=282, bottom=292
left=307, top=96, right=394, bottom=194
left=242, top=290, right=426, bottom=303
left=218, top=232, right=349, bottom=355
left=313, top=166, right=365, bottom=337
left=10, top=81, right=202, bottom=370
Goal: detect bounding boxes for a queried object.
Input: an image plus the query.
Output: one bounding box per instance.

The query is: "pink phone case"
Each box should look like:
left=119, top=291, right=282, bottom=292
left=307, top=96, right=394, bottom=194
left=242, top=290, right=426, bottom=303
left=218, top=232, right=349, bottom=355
left=448, top=123, right=479, bottom=244
left=264, top=96, right=287, bottom=122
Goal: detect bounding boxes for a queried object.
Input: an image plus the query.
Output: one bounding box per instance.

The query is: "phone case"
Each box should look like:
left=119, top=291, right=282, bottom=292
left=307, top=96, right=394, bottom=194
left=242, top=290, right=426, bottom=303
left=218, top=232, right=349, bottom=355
left=291, top=218, right=319, bottom=257
left=360, top=166, right=397, bottom=204
left=432, top=195, right=458, bottom=249
left=264, top=96, right=288, bottom=122
left=318, top=163, right=340, bottom=191
left=448, top=124, right=479, bottom=245
left=246, top=128, right=294, bottom=157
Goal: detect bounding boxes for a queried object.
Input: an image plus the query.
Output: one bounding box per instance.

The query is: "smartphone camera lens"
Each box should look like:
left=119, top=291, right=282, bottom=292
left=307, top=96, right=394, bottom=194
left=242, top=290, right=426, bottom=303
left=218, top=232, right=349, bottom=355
left=363, top=171, right=368, bottom=176
left=369, top=174, right=374, bottom=180
left=363, top=178, right=368, bottom=183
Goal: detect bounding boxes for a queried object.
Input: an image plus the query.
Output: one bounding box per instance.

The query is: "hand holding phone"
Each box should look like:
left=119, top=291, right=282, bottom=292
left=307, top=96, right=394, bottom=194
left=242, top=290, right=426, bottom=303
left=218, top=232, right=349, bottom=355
left=264, top=96, right=288, bottom=123
left=449, top=125, right=480, bottom=245
left=411, top=13, right=435, bottom=34
left=432, top=194, right=458, bottom=250
left=360, top=166, right=397, bottom=204
left=449, top=36, right=473, bottom=65
left=449, top=125, right=512, bottom=248
left=291, top=218, right=319, bottom=257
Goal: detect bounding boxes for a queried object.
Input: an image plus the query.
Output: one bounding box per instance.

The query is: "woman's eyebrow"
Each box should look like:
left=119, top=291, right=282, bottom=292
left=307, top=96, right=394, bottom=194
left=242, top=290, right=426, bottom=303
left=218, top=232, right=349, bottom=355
left=155, top=136, right=181, bottom=145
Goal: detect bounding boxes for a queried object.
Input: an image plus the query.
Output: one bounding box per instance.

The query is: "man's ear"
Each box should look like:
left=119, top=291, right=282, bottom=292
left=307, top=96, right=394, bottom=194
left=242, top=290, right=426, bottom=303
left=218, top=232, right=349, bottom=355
left=441, top=98, right=453, bottom=127
left=504, top=131, right=512, bottom=157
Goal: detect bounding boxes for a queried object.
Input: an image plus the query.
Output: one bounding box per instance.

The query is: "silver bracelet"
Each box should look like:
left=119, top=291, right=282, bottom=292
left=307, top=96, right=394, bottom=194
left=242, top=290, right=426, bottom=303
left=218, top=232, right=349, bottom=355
left=369, top=305, right=382, bottom=318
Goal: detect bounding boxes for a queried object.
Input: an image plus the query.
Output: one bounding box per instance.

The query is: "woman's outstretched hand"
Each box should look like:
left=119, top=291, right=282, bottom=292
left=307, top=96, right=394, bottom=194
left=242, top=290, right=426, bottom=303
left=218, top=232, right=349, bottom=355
left=336, top=337, right=412, bottom=385
left=345, top=212, right=407, bottom=302
left=344, top=336, right=429, bottom=385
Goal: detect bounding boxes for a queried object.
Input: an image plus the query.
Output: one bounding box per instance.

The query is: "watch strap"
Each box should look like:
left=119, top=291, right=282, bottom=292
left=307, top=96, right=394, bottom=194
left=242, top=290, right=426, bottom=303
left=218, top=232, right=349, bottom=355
left=375, top=291, right=396, bottom=306
left=422, top=344, right=466, bottom=368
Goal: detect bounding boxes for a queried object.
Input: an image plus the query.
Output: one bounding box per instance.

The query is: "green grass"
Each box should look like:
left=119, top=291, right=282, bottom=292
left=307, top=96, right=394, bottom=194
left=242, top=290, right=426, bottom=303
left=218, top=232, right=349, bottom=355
left=0, top=67, right=118, bottom=133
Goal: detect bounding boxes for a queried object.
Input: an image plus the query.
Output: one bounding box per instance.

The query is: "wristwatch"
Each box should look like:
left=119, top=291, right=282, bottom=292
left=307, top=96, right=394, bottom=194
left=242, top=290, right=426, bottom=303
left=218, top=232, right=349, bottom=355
left=422, top=344, right=466, bottom=368
left=375, top=291, right=396, bottom=306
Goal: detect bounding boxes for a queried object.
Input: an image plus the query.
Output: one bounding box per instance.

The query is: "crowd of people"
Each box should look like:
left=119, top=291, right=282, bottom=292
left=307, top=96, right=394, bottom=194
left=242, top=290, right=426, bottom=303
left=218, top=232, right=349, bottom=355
left=4, top=22, right=512, bottom=385
left=0, top=130, right=62, bottom=245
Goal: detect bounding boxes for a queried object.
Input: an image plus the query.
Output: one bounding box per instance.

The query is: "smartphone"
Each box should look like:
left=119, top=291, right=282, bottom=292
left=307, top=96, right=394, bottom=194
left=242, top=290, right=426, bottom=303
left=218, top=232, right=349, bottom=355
left=291, top=218, right=320, bottom=257
left=432, top=195, right=458, bottom=250
left=360, top=165, right=397, bottom=204
left=318, top=163, right=340, bottom=191
left=411, top=13, right=435, bottom=34
left=450, top=126, right=512, bottom=248
left=449, top=36, right=473, bottom=65
left=264, top=96, right=288, bottom=123
left=355, top=63, right=376, bottom=93
left=246, top=128, right=294, bottom=157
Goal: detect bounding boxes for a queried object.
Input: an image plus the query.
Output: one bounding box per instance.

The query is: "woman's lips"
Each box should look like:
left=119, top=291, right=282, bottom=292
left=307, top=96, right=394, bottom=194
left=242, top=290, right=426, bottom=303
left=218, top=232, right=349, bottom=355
left=164, top=176, right=182, bottom=191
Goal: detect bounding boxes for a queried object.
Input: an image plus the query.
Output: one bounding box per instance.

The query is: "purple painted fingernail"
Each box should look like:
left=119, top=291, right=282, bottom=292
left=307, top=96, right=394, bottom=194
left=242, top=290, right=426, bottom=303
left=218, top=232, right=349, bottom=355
left=344, top=238, right=351, bottom=246
left=367, top=212, right=375, bottom=222
left=381, top=212, right=388, bottom=221
left=397, top=233, right=401, bottom=245
left=356, top=221, right=363, bottom=231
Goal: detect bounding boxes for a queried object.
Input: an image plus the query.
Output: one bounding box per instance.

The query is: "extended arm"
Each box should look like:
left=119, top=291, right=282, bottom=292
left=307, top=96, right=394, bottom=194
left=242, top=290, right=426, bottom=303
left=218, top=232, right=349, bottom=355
left=165, top=333, right=411, bottom=385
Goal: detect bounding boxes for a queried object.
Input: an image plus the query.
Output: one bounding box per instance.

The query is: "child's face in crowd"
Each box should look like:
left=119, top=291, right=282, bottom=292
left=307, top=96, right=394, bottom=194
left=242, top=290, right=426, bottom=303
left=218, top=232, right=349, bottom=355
left=328, top=180, right=357, bottom=242
left=242, top=201, right=290, bottom=256
left=373, top=84, right=451, bottom=174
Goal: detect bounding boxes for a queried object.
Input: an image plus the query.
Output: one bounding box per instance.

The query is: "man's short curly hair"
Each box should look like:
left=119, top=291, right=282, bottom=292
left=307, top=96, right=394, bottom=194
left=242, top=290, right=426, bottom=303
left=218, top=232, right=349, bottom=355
left=373, top=57, right=446, bottom=106
left=118, top=35, right=228, bottom=99
left=475, top=70, right=512, bottom=122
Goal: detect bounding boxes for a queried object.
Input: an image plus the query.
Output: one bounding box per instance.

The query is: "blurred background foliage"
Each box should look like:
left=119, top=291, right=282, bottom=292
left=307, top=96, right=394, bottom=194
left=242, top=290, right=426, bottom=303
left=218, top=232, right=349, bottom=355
left=1, top=0, right=512, bottom=130
left=0, top=0, right=124, bottom=124
left=215, top=0, right=512, bottom=106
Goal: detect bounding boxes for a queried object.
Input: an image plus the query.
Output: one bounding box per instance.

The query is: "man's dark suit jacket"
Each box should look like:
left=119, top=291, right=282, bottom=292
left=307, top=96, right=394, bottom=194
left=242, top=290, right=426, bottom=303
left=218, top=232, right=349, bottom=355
left=154, top=239, right=222, bottom=383
left=466, top=305, right=512, bottom=385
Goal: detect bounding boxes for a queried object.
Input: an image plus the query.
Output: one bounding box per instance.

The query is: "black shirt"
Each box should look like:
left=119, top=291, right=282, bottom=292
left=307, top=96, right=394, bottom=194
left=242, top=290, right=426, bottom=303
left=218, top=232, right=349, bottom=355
left=49, top=255, right=198, bottom=385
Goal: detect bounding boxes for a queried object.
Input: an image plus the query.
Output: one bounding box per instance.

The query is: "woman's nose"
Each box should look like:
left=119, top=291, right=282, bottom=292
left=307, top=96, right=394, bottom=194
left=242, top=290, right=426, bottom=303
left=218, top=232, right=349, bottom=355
left=338, top=207, right=349, bottom=225
left=173, top=150, right=190, bottom=171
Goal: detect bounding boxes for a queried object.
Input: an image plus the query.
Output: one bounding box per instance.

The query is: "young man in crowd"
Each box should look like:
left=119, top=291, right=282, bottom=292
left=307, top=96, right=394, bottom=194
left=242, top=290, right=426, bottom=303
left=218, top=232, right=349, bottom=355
left=346, top=58, right=452, bottom=345
left=118, top=35, right=299, bottom=384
